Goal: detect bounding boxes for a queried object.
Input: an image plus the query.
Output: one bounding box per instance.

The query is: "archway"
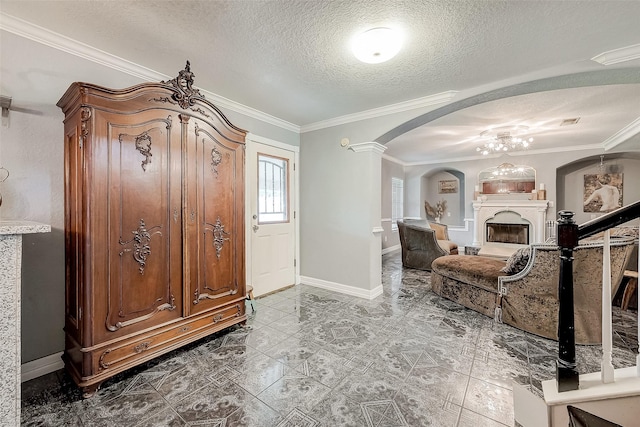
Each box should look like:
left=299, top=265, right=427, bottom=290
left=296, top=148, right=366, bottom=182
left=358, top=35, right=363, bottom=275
left=375, top=68, right=640, bottom=145
left=421, top=168, right=465, bottom=225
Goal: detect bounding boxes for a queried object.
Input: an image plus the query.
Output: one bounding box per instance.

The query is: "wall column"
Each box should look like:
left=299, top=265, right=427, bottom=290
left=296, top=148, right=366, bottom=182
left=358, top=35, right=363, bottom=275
left=349, top=142, right=387, bottom=298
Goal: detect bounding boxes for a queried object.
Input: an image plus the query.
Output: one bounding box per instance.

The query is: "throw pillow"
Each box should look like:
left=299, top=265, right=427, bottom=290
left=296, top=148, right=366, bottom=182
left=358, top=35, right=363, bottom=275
left=501, top=246, right=531, bottom=275
left=429, top=222, right=447, bottom=240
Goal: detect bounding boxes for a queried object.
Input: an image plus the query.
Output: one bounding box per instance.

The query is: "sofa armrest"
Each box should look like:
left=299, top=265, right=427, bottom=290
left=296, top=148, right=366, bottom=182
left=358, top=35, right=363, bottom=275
left=401, top=224, right=447, bottom=256
left=397, top=220, right=449, bottom=270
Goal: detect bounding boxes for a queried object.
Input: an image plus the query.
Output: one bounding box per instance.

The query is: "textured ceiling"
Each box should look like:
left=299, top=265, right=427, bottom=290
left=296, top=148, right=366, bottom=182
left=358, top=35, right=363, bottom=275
left=1, top=0, right=640, bottom=162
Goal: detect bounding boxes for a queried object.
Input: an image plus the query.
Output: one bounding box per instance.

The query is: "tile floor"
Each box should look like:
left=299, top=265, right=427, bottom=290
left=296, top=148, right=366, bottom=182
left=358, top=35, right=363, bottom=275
left=22, top=251, right=638, bottom=426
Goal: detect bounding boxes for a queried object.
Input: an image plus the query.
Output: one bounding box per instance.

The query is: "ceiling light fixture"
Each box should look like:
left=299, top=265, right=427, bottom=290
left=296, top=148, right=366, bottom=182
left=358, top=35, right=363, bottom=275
left=352, top=27, right=403, bottom=64
left=476, top=126, right=533, bottom=156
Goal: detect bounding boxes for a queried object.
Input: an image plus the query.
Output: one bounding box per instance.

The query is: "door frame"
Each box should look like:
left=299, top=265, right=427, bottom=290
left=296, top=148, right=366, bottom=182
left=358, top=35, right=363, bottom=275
left=245, top=133, right=300, bottom=291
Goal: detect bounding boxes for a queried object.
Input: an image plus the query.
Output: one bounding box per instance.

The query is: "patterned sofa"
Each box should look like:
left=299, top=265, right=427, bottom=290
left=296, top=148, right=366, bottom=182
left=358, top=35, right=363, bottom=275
left=430, top=238, right=635, bottom=344
left=397, top=219, right=458, bottom=271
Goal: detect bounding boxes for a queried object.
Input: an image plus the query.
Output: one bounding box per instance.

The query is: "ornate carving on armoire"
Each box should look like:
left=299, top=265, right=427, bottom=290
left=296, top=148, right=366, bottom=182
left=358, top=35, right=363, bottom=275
left=193, top=279, right=238, bottom=305
left=211, top=147, right=222, bottom=175
left=161, top=60, right=203, bottom=108
left=106, top=295, right=177, bottom=332
left=211, top=216, right=230, bottom=258
left=118, top=219, right=161, bottom=275
left=58, top=62, right=247, bottom=398
left=79, top=107, right=91, bottom=148
left=98, top=349, right=112, bottom=370
left=133, top=132, right=153, bottom=171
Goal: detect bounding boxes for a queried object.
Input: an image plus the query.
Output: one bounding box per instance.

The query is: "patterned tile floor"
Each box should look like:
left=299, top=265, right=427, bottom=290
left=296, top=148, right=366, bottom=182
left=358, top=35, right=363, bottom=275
left=22, top=251, right=638, bottom=426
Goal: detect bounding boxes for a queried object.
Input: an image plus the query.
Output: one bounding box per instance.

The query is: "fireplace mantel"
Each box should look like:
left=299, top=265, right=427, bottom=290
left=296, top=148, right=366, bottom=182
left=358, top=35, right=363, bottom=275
left=472, top=199, right=550, bottom=246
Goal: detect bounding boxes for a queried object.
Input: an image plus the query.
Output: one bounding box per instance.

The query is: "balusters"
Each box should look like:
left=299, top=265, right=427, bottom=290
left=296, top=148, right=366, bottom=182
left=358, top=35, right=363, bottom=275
left=601, top=229, right=614, bottom=383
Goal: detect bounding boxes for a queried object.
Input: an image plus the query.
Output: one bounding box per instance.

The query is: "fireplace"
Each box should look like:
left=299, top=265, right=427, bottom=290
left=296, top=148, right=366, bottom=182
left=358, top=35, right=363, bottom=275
left=472, top=198, right=550, bottom=246
left=486, top=223, right=529, bottom=245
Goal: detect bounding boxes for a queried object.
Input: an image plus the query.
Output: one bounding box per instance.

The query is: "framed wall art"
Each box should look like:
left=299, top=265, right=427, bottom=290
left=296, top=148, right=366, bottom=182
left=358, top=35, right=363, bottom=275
left=583, top=173, right=623, bottom=213
left=438, top=179, right=458, bottom=194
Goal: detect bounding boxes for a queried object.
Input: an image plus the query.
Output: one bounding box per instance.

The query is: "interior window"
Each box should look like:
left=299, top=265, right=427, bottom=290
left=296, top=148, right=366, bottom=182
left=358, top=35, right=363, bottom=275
left=392, top=177, right=404, bottom=230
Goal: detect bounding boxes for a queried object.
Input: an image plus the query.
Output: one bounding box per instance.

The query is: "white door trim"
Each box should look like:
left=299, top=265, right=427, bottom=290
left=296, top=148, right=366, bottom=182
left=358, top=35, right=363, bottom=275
left=245, top=133, right=300, bottom=291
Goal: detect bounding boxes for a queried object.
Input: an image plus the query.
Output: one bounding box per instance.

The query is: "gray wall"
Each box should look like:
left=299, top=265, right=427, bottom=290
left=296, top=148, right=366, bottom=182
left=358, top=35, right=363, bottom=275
left=297, top=100, right=456, bottom=290
left=557, top=153, right=640, bottom=224
left=403, top=147, right=640, bottom=247
left=423, top=170, right=462, bottom=226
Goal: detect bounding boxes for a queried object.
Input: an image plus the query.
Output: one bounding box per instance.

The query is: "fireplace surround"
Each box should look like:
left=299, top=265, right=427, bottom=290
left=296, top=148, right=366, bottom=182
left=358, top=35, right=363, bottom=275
left=472, top=199, right=550, bottom=246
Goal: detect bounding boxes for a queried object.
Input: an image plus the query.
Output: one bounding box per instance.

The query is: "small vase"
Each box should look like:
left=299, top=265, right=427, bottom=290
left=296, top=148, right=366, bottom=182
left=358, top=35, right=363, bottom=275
left=435, top=216, right=441, bottom=223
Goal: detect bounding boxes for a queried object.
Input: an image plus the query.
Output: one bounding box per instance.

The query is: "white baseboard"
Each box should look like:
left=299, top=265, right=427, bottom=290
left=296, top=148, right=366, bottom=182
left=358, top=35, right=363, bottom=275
left=300, top=276, right=383, bottom=300
left=21, top=352, right=64, bottom=383
left=382, top=244, right=401, bottom=255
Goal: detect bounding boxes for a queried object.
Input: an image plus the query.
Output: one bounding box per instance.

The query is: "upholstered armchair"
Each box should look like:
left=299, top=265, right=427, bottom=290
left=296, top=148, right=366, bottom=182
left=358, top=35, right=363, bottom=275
left=397, top=220, right=458, bottom=271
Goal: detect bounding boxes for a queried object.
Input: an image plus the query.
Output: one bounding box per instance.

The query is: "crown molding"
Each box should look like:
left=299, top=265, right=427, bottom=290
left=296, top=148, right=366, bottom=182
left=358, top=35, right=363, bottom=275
left=602, top=117, right=640, bottom=151
left=381, top=153, right=409, bottom=166
left=348, top=142, right=387, bottom=155
left=591, top=43, right=640, bottom=66
left=0, top=12, right=300, bottom=133
left=301, top=91, right=458, bottom=133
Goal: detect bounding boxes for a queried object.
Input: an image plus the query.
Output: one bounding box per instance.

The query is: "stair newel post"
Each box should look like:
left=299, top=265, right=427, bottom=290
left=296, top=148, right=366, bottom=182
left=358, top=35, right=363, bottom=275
left=556, top=210, right=580, bottom=392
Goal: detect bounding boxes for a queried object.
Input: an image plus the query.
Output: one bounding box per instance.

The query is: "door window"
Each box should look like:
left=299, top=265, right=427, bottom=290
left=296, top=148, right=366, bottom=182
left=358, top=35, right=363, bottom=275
left=257, top=153, right=289, bottom=224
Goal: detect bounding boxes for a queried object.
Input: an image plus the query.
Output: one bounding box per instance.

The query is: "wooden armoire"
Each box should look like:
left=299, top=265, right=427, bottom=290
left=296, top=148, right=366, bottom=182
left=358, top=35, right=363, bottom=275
left=57, top=62, right=247, bottom=397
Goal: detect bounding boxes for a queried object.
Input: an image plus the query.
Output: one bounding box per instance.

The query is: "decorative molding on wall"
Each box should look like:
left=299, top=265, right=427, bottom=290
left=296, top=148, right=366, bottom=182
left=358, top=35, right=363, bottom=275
left=382, top=244, right=401, bottom=255
left=21, top=352, right=64, bottom=383
left=602, top=116, right=640, bottom=151
left=301, top=91, right=458, bottom=133
left=348, top=142, right=387, bottom=154
left=591, top=43, right=640, bottom=66
left=0, top=12, right=300, bottom=133
left=246, top=133, right=300, bottom=152
left=0, top=13, right=459, bottom=136
left=300, top=276, right=383, bottom=300
left=381, top=154, right=409, bottom=166
left=447, top=218, right=474, bottom=233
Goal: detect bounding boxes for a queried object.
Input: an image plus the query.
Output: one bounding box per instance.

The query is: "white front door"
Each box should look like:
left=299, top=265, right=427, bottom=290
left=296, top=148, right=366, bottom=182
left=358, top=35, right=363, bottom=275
left=247, top=138, right=297, bottom=297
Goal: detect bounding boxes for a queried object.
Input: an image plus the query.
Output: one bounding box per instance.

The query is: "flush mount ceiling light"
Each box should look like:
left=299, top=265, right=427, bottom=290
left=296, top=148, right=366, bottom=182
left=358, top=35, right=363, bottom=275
left=352, top=27, right=403, bottom=64
left=476, top=125, right=533, bottom=156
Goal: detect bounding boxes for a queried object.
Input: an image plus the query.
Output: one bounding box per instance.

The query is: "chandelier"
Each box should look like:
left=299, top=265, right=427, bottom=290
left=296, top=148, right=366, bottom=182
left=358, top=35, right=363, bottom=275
left=476, top=126, right=533, bottom=156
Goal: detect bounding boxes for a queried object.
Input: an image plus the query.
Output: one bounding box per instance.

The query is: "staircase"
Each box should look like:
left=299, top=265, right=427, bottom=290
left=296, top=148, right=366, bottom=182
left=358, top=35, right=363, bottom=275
left=514, top=201, right=640, bottom=427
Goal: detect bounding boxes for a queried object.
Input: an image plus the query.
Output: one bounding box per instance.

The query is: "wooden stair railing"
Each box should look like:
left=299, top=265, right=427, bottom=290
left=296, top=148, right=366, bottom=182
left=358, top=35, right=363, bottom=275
left=556, top=200, right=640, bottom=392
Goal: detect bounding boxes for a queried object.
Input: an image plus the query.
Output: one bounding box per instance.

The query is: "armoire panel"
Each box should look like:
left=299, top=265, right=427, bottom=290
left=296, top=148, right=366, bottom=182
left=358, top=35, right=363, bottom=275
left=187, top=121, right=242, bottom=314
left=94, top=114, right=184, bottom=340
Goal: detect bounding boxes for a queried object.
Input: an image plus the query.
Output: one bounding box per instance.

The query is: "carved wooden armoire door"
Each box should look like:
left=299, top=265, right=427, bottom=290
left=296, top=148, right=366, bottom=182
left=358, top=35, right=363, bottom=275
left=185, top=118, right=245, bottom=317
left=97, top=110, right=184, bottom=341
